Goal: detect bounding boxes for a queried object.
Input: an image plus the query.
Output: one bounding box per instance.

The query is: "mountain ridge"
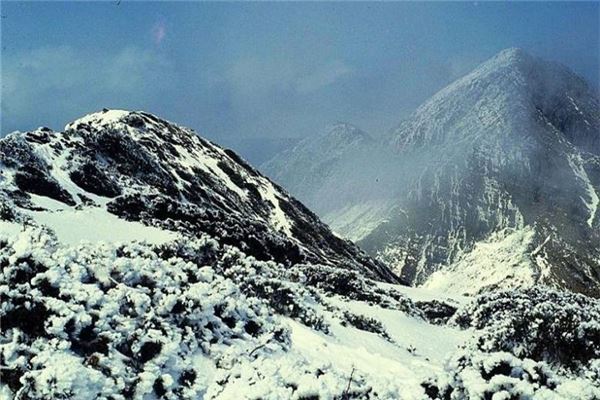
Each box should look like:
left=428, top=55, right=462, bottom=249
left=0, top=109, right=398, bottom=283
left=1, top=107, right=599, bottom=400
left=263, top=48, right=600, bottom=297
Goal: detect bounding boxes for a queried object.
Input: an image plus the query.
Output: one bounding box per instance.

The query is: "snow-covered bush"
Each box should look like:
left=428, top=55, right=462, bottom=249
left=423, top=286, right=600, bottom=399
left=156, top=240, right=329, bottom=332
left=451, top=287, right=600, bottom=367
left=423, top=350, right=600, bottom=400
left=414, top=300, right=457, bottom=325
left=286, top=264, right=421, bottom=317
left=0, top=229, right=290, bottom=399
left=339, top=311, right=392, bottom=342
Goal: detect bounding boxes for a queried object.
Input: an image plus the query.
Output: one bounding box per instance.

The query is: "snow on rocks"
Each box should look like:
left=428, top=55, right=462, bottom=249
left=423, top=227, right=538, bottom=296
left=0, top=109, right=395, bottom=283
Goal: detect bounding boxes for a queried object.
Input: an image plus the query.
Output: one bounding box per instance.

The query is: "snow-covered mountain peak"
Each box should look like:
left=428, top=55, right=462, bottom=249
left=324, top=122, right=372, bottom=144
left=1, top=110, right=397, bottom=282
left=65, top=109, right=132, bottom=131
left=483, top=47, right=531, bottom=68
left=390, top=48, right=599, bottom=153
left=64, top=109, right=198, bottom=145
left=427, top=47, right=591, bottom=105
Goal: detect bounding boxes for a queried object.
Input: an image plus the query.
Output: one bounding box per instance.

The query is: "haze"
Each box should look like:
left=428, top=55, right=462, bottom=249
left=1, top=1, right=598, bottom=162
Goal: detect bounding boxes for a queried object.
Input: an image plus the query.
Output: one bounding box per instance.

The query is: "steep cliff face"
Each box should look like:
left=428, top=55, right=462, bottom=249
left=0, top=109, right=396, bottom=282
left=264, top=49, right=600, bottom=296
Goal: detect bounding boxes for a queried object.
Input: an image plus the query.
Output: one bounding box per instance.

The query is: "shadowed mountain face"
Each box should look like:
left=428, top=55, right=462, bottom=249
left=263, top=48, right=600, bottom=297
left=0, top=109, right=397, bottom=283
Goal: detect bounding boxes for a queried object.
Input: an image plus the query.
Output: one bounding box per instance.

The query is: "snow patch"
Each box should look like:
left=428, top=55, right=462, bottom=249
left=173, top=143, right=248, bottom=200
left=24, top=206, right=178, bottom=245
left=0, top=220, right=22, bottom=238
left=568, top=153, right=599, bottom=227
left=377, top=281, right=469, bottom=306
left=423, top=227, right=537, bottom=295
left=65, top=109, right=130, bottom=130
left=258, top=181, right=294, bottom=237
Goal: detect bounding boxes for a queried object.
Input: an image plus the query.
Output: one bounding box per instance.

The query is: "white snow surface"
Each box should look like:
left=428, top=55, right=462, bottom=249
left=64, top=109, right=131, bottom=131
left=24, top=206, right=178, bottom=245
left=257, top=180, right=294, bottom=237
left=568, top=152, right=599, bottom=227
left=423, top=227, right=537, bottom=295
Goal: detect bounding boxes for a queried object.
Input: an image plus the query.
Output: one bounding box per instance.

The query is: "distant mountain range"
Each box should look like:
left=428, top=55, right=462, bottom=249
left=263, top=48, right=600, bottom=297
left=1, top=103, right=599, bottom=399
left=217, top=136, right=300, bottom=166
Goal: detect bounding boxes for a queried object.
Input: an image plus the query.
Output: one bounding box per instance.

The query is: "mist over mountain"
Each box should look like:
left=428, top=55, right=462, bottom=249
left=219, top=136, right=301, bottom=166
left=1, top=106, right=599, bottom=399
left=263, top=48, right=600, bottom=297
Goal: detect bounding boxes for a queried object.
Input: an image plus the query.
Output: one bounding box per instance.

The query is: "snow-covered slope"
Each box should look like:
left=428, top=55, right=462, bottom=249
left=264, top=48, right=600, bottom=297
left=1, top=224, right=598, bottom=399
left=1, top=109, right=599, bottom=399
left=0, top=109, right=395, bottom=283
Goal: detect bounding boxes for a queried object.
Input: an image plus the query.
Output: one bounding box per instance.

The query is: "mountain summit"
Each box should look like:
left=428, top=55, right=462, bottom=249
left=389, top=47, right=598, bottom=152
left=264, top=48, right=600, bottom=296
left=0, top=109, right=396, bottom=282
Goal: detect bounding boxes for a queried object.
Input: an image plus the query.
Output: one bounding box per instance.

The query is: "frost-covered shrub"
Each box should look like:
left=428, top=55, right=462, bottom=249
left=0, top=229, right=289, bottom=399
left=0, top=196, right=18, bottom=221
left=340, top=311, right=392, bottom=342
left=157, top=240, right=329, bottom=332
left=424, top=287, right=600, bottom=400
left=289, top=264, right=381, bottom=302
left=287, top=264, right=421, bottom=317
left=451, top=286, right=600, bottom=368
left=238, top=276, right=329, bottom=333
left=423, top=350, right=600, bottom=400
left=415, top=300, right=457, bottom=325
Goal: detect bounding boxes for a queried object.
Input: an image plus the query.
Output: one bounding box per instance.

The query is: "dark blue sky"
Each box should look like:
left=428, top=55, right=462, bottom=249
left=2, top=1, right=598, bottom=143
